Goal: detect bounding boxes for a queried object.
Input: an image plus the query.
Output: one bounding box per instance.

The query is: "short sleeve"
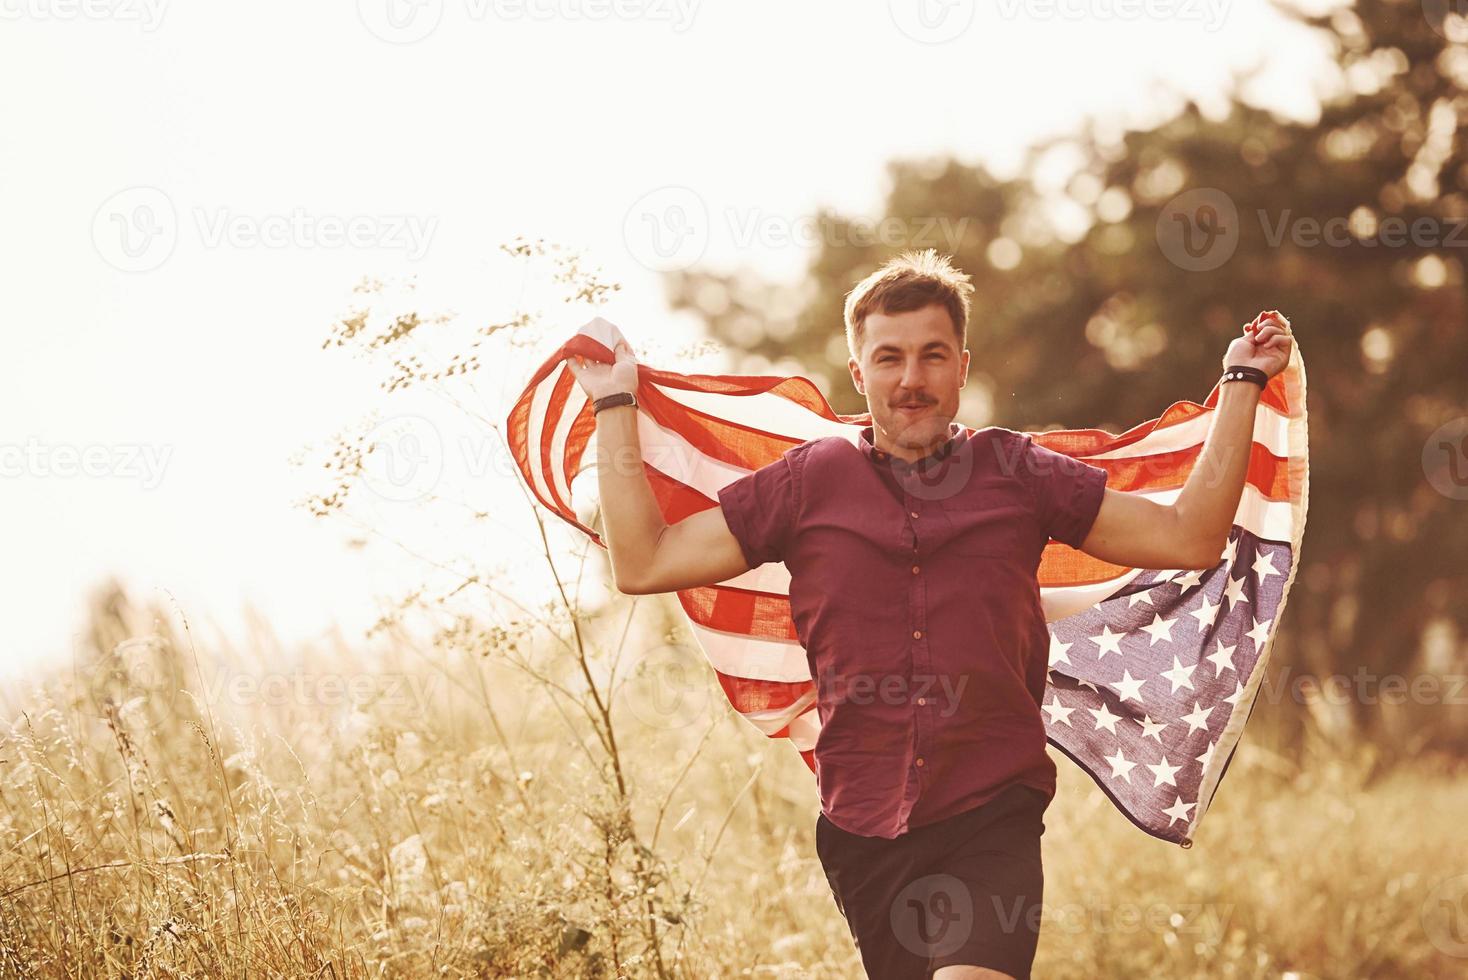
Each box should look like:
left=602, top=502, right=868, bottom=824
left=1013, top=433, right=1108, bottom=549
left=716, top=446, right=805, bottom=569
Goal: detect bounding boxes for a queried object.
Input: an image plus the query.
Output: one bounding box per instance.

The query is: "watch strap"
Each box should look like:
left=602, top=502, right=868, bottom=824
left=1221, top=364, right=1269, bottom=389
left=592, top=391, right=638, bottom=414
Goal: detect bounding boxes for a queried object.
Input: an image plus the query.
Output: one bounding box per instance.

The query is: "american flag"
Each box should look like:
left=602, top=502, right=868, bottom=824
left=507, top=316, right=1309, bottom=847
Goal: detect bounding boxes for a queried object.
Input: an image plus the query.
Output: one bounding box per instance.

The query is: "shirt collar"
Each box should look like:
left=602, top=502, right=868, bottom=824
left=859, top=421, right=969, bottom=472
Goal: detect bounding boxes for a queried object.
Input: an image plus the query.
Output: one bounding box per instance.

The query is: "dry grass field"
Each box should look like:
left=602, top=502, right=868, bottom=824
left=2, top=583, right=1465, bottom=979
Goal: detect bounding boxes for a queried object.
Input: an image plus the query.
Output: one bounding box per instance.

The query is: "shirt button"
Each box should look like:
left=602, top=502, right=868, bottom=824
left=909, top=511, right=919, bottom=519
left=915, top=757, right=925, bottom=767
left=912, top=630, right=923, bottom=639
left=917, top=697, right=927, bottom=706
left=911, top=565, right=920, bottom=574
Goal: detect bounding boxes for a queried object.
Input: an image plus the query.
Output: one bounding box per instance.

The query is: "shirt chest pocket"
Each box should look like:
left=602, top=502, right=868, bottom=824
left=938, top=496, right=1025, bottom=558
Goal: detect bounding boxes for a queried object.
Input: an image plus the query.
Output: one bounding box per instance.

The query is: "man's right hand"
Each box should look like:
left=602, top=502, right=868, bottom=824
left=565, top=331, right=755, bottom=594
left=567, top=338, right=640, bottom=401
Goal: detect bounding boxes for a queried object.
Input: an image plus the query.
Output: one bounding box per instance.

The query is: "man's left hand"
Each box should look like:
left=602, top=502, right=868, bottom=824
left=1223, top=310, right=1294, bottom=379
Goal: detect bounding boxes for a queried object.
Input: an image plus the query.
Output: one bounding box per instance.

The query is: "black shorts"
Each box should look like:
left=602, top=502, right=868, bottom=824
left=814, top=782, right=1048, bottom=979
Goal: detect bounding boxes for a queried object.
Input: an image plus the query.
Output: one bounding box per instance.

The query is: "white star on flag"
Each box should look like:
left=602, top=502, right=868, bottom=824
left=1088, top=702, right=1122, bottom=734
left=1140, top=613, right=1177, bottom=646
left=1042, top=696, right=1075, bottom=726
left=1173, top=568, right=1205, bottom=591
left=1189, top=595, right=1221, bottom=629
left=1160, top=655, right=1197, bottom=693
left=1147, top=756, right=1182, bottom=787
left=1104, top=748, right=1137, bottom=782
left=1162, top=796, right=1197, bottom=826
left=1196, top=741, right=1216, bottom=769
left=1113, top=670, right=1146, bottom=703
left=1089, top=624, right=1125, bottom=658
left=1222, top=573, right=1250, bottom=608
left=1181, top=701, right=1214, bottom=734
left=1206, top=640, right=1236, bottom=674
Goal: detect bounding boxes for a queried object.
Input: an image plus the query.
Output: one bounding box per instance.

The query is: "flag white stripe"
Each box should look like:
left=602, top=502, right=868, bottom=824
left=688, top=621, right=810, bottom=683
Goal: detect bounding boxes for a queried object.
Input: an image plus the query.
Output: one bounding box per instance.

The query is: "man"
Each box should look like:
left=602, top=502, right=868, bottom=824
left=567, top=249, right=1294, bottom=979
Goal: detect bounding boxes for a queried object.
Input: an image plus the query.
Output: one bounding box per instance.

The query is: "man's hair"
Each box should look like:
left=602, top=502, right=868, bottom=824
left=843, top=248, right=975, bottom=361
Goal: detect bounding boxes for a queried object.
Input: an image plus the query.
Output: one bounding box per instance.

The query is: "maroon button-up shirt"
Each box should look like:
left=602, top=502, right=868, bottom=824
left=717, top=420, right=1109, bottom=839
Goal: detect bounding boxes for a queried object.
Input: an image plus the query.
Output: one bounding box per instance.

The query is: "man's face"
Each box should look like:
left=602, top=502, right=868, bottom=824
left=848, top=303, right=969, bottom=456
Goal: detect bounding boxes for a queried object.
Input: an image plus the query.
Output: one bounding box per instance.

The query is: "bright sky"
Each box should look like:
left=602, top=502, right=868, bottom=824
left=1, top=0, right=1340, bottom=679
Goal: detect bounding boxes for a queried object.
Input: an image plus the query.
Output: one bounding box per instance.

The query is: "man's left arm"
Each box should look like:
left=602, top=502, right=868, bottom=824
left=1078, top=311, right=1295, bottom=571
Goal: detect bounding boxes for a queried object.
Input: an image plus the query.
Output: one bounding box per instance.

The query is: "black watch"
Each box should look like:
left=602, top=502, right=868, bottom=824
left=592, top=391, right=638, bottom=415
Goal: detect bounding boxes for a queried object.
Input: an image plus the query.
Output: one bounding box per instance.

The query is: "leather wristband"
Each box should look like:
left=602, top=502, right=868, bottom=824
left=1221, top=364, right=1269, bottom=389
left=592, top=390, right=638, bottom=415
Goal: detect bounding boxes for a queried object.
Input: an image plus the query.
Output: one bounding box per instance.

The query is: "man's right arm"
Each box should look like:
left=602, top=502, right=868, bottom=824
left=594, top=402, right=753, bottom=595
